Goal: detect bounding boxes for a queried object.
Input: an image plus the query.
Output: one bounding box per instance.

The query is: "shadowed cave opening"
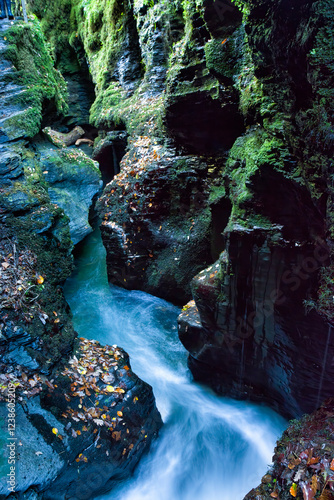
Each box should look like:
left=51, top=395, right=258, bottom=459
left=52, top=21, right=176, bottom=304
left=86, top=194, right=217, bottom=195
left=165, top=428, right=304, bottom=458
left=165, top=94, right=245, bottom=155
left=93, top=131, right=128, bottom=185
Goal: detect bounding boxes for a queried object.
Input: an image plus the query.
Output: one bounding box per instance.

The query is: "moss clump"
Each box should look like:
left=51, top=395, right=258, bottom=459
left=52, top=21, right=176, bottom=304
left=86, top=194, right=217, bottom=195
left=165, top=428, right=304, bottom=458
left=204, top=26, right=245, bottom=81
left=225, top=127, right=295, bottom=226
left=91, top=85, right=165, bottom=136
left=3, top=20, right=68, bottom=137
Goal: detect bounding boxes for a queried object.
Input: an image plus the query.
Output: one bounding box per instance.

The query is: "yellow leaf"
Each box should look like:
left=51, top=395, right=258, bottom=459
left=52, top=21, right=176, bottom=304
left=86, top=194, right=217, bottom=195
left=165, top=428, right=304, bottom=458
left=106, top=385, right=114, bottom=392
left=290, top=483, right=297, bottom=497
left=311, top=475, right=318, bottom=493
left=52, top=428, right=58, bottom=435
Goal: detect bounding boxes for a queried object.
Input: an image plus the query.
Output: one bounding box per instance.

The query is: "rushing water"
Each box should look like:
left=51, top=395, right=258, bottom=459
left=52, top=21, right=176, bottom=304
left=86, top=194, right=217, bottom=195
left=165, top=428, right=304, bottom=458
left=64, top=228, right=286, bottom=500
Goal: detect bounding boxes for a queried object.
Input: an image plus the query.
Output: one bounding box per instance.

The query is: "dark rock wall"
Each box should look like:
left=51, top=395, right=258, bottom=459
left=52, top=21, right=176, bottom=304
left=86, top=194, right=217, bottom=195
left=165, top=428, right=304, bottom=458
left=27, top=0, right=334, bottom=419
left=176, top=0, right=334, bottom=419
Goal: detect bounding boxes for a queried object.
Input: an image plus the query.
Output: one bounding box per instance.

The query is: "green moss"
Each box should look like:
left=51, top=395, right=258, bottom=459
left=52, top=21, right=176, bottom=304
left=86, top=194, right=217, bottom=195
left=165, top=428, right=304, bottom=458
left=204, top=29, right=243, bottom=80
left=3, top=20, right=68, bottom=137
left=225, top=127, right=294, bottom=226
left=92, top=84, right=165, bottom=136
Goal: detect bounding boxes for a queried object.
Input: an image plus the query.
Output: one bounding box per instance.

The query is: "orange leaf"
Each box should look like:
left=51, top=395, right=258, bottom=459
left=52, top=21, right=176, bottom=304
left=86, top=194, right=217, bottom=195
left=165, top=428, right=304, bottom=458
left=117, top=411, right=123, bottom=417
left=290, top=483, right=297, bottom=497
left=123, top=365, right=130, bottom=371
left=36, top=275, right=44, bottom=284
left=330, top=458, right=334, bottom=471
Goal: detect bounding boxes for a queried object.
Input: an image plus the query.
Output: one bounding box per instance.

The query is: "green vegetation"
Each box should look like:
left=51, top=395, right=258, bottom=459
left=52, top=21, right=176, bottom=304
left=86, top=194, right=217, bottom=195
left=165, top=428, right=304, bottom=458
left=3, top=20, right=68, bottom=137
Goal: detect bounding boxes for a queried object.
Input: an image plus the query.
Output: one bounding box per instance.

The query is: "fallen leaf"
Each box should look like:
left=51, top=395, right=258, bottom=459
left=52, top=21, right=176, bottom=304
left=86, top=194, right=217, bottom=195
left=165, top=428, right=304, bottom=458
left=290, top=483, right=298, bottom=497
left=52, top=428, right=58, bottom=435
left=112, top=431, right=121, bottom=441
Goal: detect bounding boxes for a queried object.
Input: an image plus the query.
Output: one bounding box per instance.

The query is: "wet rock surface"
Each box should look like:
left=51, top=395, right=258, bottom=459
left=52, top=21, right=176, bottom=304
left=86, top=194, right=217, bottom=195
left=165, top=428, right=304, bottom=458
left=0, top=339, right=162, bottom=499
left=179, top=226, right=334, bottom=419
left=97, top=137, right=216, bottom=304
left=4, top=0, right=334, bottom=496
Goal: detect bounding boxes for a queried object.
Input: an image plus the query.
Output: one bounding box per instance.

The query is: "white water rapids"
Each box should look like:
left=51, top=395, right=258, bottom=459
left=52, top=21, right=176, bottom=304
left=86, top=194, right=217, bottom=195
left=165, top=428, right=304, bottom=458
left=63, top=228, right=286, bottom=500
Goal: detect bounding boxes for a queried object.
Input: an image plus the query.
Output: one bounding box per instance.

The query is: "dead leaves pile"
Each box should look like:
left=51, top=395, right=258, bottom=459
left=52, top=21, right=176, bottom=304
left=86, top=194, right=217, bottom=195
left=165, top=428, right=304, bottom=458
left=264, top=402, right=334, bottom=500
left=0, top=237, right=47, bottom=322
left=268, top=448, right=334, bottom=499
left=56, top=339, right=134, bottom=438
left=0, top=366, right=44, bottom=401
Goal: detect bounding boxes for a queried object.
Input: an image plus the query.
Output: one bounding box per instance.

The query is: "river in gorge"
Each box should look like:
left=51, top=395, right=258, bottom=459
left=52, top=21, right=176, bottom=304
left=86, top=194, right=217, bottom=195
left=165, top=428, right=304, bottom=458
left=63, top=227, right=287, bottom=500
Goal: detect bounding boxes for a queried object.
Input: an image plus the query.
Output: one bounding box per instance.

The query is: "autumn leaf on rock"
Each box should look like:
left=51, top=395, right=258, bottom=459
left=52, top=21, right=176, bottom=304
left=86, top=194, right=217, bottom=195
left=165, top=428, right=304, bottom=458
left=112, top=431, right=121, bottom=441
left=290, top=483, right=298, bottom=497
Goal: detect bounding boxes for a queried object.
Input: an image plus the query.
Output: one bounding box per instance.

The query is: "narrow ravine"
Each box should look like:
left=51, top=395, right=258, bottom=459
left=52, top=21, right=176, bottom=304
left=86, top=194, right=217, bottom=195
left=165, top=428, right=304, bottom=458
left=64, top=228, right=287, bottom=500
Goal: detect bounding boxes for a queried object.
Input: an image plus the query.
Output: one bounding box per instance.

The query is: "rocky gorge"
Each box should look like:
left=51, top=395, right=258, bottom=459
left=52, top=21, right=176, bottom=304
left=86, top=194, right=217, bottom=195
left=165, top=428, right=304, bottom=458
left=0, top=0, right=334, bottom=498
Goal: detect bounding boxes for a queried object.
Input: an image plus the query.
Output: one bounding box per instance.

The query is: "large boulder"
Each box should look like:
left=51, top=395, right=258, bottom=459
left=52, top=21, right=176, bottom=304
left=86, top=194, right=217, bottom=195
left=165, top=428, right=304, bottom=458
left=0, top=339, right=162, bottom=499
left=96, top=137, right=214, bottom=304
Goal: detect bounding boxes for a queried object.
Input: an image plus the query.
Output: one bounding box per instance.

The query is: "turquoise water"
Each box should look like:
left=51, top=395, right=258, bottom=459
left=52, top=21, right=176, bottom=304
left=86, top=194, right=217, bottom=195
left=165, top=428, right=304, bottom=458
left=64, top=228, right=286, bottom=500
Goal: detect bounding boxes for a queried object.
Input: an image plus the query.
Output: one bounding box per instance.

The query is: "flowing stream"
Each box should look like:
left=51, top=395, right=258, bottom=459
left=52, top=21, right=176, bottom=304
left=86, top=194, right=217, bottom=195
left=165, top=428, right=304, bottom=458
left=64, top=228, right=287, bottom=500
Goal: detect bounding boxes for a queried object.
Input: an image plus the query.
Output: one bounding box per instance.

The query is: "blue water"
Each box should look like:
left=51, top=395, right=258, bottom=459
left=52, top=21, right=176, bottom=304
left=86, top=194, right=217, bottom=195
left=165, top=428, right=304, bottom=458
left=64, top=228, right=286, bottom=500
